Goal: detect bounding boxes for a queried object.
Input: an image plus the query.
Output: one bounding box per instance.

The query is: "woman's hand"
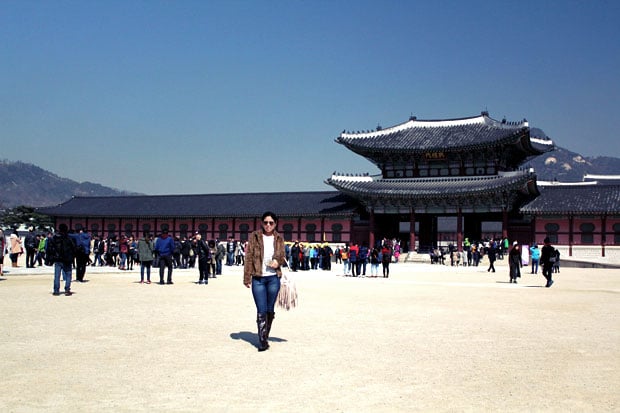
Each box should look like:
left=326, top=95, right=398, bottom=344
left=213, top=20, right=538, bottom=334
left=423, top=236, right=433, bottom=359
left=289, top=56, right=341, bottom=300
left=244, top=282, right=251, bottom=288
left=268, top=259, right=279, bottom=269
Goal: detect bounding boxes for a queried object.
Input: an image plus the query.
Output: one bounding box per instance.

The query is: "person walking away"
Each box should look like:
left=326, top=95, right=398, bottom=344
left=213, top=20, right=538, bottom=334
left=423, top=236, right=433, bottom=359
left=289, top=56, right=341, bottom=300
left=322, top=244, right=333, bottom=270
left=349, top=243, right=360, bottom=276
left=530, top=244, right=541, bottom=274
left=25, top=227, right=37, bottom=268
left=137, top=233, right=154, bottom=283
left=243, top=211, right=285, bottom=352
left=195, top=233, right=211, bottom=284
left=118, top=236, right=129, bottom=270
left=487, top=240, right=497, bottom=273
left=508, top=241, right=522, bottom=284
left=47, top=223, right=77, bottom=296
left=540, top=237, right=555, bottom=287
left=154, top=230, right=175, bottom=284
left=215, top=240, right=225, bottom=275
left=370, top=245, right=380, bottom=277
left=74, top=228, right=91, bottom=282
left=381, top=243, right=392, bottom=278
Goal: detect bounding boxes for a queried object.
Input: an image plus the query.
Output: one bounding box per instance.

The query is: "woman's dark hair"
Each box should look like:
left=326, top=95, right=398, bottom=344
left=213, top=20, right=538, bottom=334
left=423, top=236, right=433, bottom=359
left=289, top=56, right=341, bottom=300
left=261, top=211, right=278, bottom=222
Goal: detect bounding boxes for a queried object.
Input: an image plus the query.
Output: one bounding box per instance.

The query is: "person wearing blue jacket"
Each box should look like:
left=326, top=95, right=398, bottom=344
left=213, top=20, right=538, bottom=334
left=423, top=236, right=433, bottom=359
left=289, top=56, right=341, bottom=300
left=530, top=244, right=541, bottom=274
left=155, top=229, right=175, bottom=285
left=75, top=228, right=91, bottom=282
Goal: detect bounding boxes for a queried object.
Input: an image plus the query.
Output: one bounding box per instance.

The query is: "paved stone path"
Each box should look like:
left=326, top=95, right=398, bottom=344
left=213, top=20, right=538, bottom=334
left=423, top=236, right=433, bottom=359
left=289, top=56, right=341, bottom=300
left=0, top=262, right=618, bottom=412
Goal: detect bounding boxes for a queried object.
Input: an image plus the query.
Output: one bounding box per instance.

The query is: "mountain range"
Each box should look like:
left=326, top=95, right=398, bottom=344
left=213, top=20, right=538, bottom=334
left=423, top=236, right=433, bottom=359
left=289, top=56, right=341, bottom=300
left=0, top=160, right=140, bottom=209
left=2, top=131, right=619, bottom=209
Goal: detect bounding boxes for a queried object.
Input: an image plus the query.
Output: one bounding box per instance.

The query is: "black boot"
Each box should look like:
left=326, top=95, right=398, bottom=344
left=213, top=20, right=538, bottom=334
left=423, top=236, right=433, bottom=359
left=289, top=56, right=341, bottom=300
left=266, top=312, right=275, bottom=340
left=256, top=313, right=269, bottom=351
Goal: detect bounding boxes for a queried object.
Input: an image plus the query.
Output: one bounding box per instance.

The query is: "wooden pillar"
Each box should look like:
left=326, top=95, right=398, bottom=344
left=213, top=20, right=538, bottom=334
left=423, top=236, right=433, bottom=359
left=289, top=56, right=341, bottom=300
left=502, top=208, right=508, bottom=239
left=232, top=217, right=236, bottom=239
left=601, top=215, right=607, bottom=257
left=297, top=217, right=302, bottom=241
left=369, top=209, right=375, bottom=249
left=409, top=209, right=416, bottom=253
left=568, top=215, right=574, bottom=257
left=530, top=215, right=537, bottom=245
left=457, top=208, right=463, bottom=253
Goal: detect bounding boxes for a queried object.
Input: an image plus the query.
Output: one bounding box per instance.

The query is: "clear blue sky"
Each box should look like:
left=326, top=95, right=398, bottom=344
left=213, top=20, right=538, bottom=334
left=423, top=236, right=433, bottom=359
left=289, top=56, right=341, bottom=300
left=2, top=0, right=619, bottom=195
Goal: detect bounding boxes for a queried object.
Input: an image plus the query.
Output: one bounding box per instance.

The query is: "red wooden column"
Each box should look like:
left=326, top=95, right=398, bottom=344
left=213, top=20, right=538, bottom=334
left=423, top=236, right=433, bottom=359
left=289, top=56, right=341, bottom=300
left=601, top=215, right=607, bottom=257
left=369, top=209, right=375, bottom=249
left=568, top=215, right=574, bottom=257
left=502, top=208, right=508, bottom=239
left=409, top=209, right=416, bottom=253
left=457, top=208, right=463, bottom=252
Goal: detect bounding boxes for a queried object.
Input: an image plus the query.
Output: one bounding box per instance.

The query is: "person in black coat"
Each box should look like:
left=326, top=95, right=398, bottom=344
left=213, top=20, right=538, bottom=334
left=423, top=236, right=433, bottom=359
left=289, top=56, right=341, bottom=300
left=508, top=242, right=522, bottom=284
left=540, top=237, right=556, bottom=288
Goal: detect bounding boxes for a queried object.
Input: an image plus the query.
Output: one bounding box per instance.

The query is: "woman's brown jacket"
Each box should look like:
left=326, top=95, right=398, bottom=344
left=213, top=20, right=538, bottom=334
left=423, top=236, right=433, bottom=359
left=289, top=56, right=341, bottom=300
left=243, top=230, right=286, bottom=285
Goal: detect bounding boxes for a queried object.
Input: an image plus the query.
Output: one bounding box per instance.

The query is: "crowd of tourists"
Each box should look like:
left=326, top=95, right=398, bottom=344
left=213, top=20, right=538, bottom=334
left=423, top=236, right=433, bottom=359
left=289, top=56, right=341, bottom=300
left=426, top=236, right=559, bottom=287
left=2, top=226, right=560, bottom=291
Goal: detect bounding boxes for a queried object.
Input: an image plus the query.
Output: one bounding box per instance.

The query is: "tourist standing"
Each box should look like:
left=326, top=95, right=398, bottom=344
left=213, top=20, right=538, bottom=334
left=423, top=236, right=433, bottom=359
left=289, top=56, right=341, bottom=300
left=508, top=242, right=522, bottom=284
left=215, top=240, right=225, bottom=275
left=9, top=231, right=22, bottom=268
left=381, top=242, right=392, bottom=278
left=540, top=237, right=555, bottom=288
left=243, top=211, right=285, bottom=352
left=75, top=228, right=91, bottom=282
left=195, top=233, right=211, bottom=284
left=207, top=240, right=217, bottom=277
left=370, top=245, right=380, bottom=277
left=25, top=227, right=37, bottom=268
left=0, top=228, right=5, bottom=274
left=47, top=223, right=77, bottom=296
left=349, top=243, right=359, bottom=276
left=154, top=230, right=175, bottom=285
left=530, top=244, right=541, bottom=274
left=137, top=233, right=154, bottom=284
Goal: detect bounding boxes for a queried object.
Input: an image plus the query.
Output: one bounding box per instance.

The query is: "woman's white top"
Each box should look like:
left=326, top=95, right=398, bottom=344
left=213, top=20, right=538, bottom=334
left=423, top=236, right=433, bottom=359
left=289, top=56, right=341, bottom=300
left=261, top=234, right=277, bottom=277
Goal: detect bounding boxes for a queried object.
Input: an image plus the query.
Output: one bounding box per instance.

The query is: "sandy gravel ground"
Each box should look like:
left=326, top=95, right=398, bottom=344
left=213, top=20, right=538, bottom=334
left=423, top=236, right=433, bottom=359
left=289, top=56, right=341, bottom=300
left=0, top=260, right=618, bottom=412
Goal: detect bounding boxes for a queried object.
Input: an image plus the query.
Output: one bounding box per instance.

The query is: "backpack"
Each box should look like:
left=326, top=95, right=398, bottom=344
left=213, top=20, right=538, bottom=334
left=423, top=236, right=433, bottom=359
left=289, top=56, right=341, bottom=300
left=48, top=233, right=77, bottom=264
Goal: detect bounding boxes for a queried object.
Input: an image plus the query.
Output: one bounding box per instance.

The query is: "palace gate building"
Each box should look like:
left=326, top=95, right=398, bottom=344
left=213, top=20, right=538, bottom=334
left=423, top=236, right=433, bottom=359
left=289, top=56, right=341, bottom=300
left=326, top=112, right=553, bottom=251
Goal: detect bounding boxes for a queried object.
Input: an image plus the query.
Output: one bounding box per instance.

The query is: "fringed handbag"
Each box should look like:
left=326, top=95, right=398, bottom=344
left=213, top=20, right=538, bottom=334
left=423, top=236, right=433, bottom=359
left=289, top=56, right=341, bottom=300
left=277, top=259, right=298, bottom=310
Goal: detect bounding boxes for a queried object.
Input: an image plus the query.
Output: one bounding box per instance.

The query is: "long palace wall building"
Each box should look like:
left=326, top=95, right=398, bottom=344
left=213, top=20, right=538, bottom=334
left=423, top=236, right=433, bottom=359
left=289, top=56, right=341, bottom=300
left=39, top=112, right=620, bottom=262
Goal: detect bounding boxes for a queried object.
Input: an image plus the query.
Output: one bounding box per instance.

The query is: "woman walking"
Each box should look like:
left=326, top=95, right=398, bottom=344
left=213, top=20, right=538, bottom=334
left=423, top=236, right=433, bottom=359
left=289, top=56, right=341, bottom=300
left=508, top=241, right=522, bottom=284
left=243, top=211, right=286, bottom=352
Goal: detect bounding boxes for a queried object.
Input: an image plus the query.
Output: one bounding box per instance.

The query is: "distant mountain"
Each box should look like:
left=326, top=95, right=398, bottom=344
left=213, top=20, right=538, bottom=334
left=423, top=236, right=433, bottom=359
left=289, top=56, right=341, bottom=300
left=525, top=127, right=620, bottom=181
left=0, top=160, right=140, bottom=208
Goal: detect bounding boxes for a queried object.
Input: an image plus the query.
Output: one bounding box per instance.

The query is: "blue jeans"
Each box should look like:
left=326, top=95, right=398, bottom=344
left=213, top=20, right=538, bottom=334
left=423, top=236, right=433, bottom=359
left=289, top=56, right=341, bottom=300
left=140, top=261, right=152, bottom=281
left=54, top=262, right=72, bottom=293
left=251, top=275, right=281, bottom=313
left=531, top=259, right=539, bottom=274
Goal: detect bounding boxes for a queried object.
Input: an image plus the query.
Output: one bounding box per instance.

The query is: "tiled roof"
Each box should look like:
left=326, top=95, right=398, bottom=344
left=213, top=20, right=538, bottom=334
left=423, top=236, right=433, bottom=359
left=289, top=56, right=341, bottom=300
left=37, top=191, right=359, bottom=218
left=336, top=113, right=553, bottom=155
left=520, top=184, right=620, bottom=214
left=325, top=170, right=538, bottom=199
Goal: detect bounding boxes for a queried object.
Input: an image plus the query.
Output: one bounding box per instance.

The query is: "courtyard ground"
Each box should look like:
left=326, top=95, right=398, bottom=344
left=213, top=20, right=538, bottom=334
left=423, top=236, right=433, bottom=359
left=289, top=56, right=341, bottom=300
left=0, top=260, right=618, bottom=412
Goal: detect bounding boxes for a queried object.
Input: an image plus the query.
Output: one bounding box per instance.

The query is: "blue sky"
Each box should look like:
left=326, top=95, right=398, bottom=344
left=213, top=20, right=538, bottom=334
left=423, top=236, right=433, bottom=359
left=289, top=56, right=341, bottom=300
left=2, top=0, right=619, bottom=195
